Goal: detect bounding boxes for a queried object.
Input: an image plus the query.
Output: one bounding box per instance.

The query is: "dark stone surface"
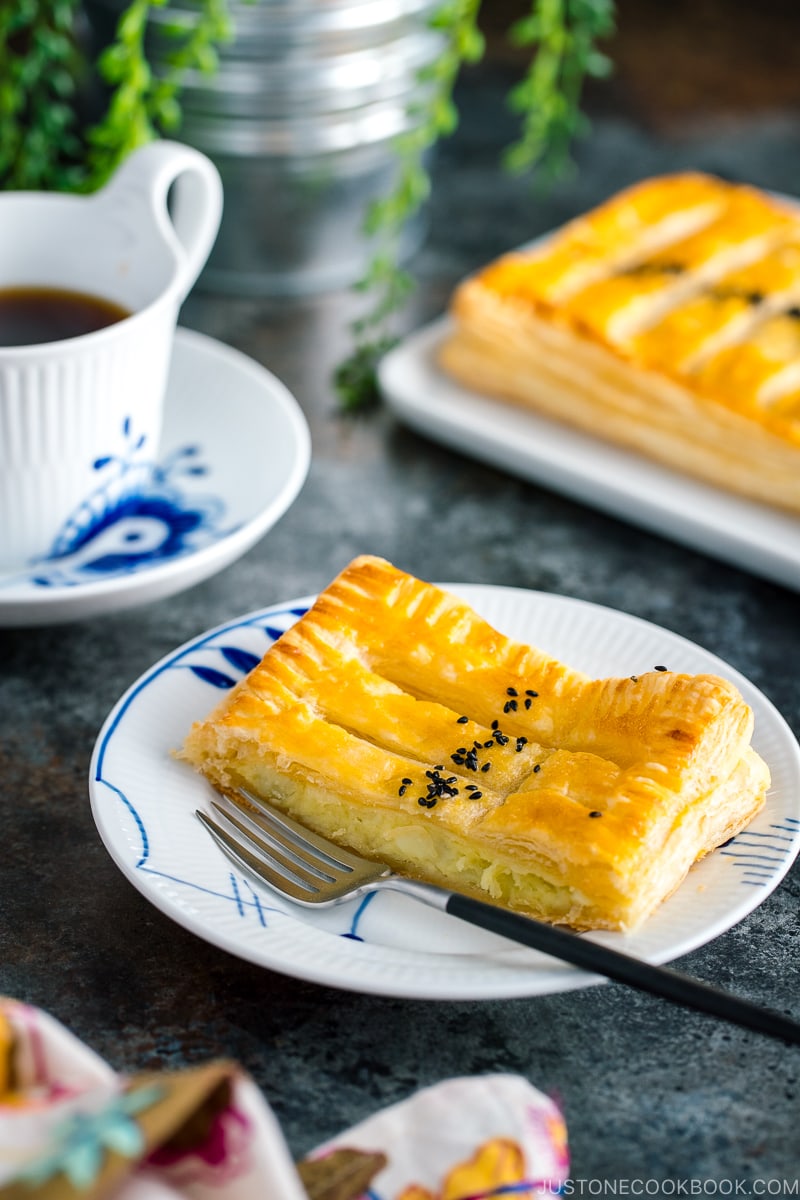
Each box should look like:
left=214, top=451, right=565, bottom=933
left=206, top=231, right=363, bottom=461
left=1, top=64, right=799, bottom=1184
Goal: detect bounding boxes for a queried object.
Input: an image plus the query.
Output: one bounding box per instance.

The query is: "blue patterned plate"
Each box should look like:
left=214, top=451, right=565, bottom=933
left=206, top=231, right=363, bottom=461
left=89, top=586, right=800, bottom=1000
left=0, top=328, right=310, bottom=626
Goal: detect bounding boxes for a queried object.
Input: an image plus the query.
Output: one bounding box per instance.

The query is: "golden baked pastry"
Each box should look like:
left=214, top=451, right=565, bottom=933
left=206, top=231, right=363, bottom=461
left=439, top=173, right=800, bottom=512
left=181, top=555, right=769, bottom=932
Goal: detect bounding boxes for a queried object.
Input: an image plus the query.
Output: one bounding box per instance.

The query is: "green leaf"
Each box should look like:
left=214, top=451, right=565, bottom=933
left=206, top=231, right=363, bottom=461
left=585, top=49, right=613, bottom=77
left=98, top=42, right=132, bottom=82
left=152, top=93, right=182, bottom=129
left=117, top=0, right=148, bottom=43
left=333, top=338, right=398, bottom=412
left=194, top=42, right=219, bottom=75
left=508, top=14, right=542, bottom=44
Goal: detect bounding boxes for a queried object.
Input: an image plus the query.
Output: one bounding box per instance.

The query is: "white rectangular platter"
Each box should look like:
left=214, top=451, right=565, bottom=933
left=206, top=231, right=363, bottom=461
left=379, top=316, right=800, bottom=593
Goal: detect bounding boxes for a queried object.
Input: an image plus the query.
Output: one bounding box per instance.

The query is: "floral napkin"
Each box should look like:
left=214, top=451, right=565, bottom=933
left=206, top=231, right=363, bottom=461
left=0, top=998, right=569, bottom=1200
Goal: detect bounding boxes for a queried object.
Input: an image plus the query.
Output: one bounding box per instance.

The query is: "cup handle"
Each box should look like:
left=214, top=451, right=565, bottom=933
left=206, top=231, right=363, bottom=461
left=98, top=140, right=223, bottom=302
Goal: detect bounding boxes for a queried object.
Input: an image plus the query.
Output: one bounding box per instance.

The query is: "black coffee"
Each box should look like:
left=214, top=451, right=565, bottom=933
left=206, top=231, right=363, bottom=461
left=0, top=286, right=131, bottom=347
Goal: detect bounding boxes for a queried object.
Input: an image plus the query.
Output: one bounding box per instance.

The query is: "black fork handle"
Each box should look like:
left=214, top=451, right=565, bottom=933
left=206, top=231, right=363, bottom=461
left=444, top=891, right=800, bottom=1045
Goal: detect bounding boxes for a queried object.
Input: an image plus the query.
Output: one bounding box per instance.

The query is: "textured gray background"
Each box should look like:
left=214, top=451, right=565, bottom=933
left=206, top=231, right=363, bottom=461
left=2, top=50, right=799, bottom=1185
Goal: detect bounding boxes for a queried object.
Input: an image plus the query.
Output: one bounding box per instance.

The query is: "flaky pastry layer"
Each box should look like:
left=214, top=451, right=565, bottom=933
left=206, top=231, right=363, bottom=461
left=181, top=556, right=769, bottom=932
left=439, top=173, right=800, bottom=512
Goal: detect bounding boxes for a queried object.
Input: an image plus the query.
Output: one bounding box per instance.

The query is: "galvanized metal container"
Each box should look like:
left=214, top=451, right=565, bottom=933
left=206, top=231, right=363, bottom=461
left=90, top=0, right=441, bottom=295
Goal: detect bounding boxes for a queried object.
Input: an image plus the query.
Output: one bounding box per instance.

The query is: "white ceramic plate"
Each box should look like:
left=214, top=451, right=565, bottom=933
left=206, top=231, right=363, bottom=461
left=89, top=585, right=800, bottom=1000
left=0, top=328, right=310, bottom=626
left=379, top=317, right=800, bottom=592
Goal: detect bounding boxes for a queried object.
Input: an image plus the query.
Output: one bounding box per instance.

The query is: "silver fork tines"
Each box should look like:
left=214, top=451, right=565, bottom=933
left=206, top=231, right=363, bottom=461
left=196, top=788, right=393, bottom=906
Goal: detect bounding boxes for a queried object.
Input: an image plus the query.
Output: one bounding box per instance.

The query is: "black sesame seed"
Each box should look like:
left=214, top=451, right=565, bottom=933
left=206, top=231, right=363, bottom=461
left=417, top=797, right=427, bottom=806
left=588, top=810, right=602, bottom=818
left=525, top=689, right=538, bottom=697
left=506, top=687, right=518, bottom=697
left=471, top=792, right=483, bottom=800
left=434, top=764, right=444, bottom=771
left=533, top=764, right=541, bottom=773
left=516, top=736, right=527, bottom=751
left=451, top=754, right=465, bottom=764
left=491, top=720, right=499, bottom=730
left=473, top=740, right=483, bottom=749
left=630, top=675, right=638, bottom=682
left=465, top=783, right=477, bottom=791
left=457, top=747, right=467, bottom=754
left=399, top=785, right=407, bottom=796
left=484, top=740, right=494, bottom=748
left=654, top=665, right=668, bottom=672
left=503, top=701, right=512, bottom=713
left=481, top=762, right=491, bottom=773
left=524, top=698, right=532, bottom=710
left=402, top=777, right=412, bottom=786
left=494, top=732, right=509, bottom=746
left=457, top=715, right=469, bottom=723
left=422, top=767, right=461, bottom=803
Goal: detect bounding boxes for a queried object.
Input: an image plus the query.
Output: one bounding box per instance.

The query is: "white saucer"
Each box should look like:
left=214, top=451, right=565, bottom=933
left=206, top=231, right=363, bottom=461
left=0, top=328, right=311, bottom=626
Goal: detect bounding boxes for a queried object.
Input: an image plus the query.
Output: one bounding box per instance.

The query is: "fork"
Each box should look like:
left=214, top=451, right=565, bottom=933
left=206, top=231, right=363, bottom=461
left=196, top=788, right=800, bottom=1044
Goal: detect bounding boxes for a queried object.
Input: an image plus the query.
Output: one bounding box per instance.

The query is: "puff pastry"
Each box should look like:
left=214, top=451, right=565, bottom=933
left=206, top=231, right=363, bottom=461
left=439, top=173, right=800, bottom=512
left=181, top=555, right=769, bottom=932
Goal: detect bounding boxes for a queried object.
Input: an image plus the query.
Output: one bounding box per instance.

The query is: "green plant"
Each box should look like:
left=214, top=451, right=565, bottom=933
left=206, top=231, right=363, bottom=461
left=0, top=0, right=615, bottom=406
left=0, top=0, right=86, bottom=191
left=0, top=0, right=233, bottom=193
left=335, top=0, right=616, bottom=410
left=87, top=0, right=233, bottom=189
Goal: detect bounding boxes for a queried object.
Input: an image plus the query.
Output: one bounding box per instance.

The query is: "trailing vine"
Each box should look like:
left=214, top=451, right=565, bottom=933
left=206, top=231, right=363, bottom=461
left=334, top=0, right=486, bottom=411
left=0, top=0, right=233, bottom=194
left=0, top=0, right=86, bottom=191
left=86, top=0, right=233, bottom=190
left=504, top=0, right=616, bottom=180
left=335, top=0, right=616, bottom=410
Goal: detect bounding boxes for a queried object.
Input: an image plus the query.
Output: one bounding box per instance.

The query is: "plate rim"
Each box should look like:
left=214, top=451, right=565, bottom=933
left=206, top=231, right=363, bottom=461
left=89, top=582, right=800, bottom=1000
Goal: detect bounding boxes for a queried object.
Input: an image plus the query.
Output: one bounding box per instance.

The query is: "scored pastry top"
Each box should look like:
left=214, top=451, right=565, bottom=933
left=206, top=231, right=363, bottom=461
left=182, top=556, right=769, bottom=930
left=456, top=173, right=800, bottom=441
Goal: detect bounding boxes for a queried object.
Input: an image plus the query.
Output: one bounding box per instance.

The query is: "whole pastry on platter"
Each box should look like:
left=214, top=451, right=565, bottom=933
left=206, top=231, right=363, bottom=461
left=439, top=173, right=800, bottom=513
left=181, top=556, right=769, bottom=932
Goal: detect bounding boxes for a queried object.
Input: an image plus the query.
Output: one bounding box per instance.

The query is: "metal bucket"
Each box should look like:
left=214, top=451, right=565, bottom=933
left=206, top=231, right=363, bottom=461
left=89, top=0, right=442, bottom=295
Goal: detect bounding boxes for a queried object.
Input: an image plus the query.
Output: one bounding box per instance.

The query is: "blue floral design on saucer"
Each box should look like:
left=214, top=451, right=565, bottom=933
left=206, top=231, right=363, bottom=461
left=18, top=418, right=234, bottom=589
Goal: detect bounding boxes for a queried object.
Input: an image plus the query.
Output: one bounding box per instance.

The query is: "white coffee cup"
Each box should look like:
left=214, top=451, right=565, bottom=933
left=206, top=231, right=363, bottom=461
left=0, top=140, right=222, bottom=570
